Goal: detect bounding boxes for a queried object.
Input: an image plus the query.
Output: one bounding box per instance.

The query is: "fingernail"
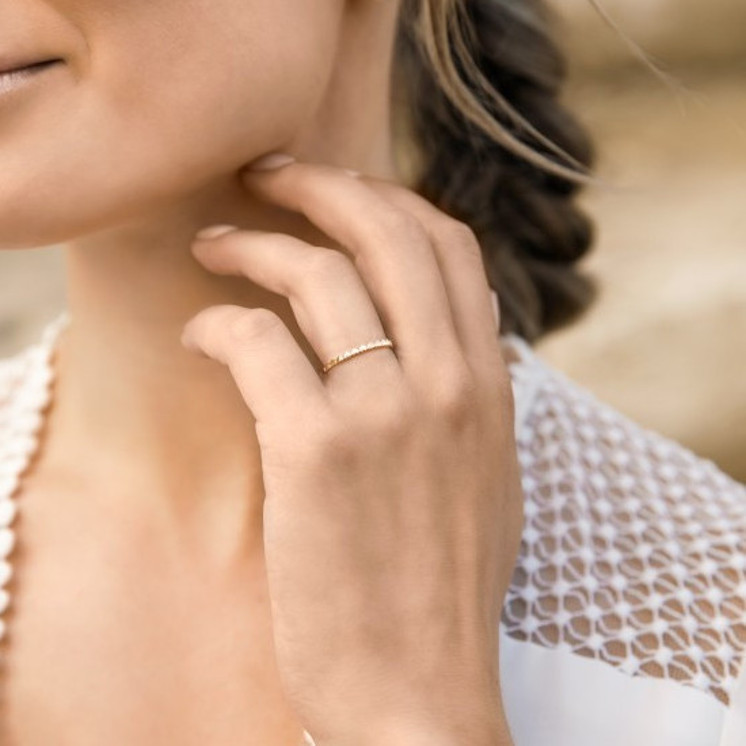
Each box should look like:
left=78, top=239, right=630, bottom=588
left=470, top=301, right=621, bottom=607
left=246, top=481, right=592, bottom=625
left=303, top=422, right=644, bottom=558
left=246, top=152, right=296, bottom=172
left=194, top=224, right=238, bottom=241
left=344, top=168, right=361, bottom=178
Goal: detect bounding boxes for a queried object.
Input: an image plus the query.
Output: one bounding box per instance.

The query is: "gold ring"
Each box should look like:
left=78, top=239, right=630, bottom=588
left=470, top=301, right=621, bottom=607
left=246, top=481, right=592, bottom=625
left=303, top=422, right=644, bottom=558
left=321, top=338, right=394, bottom=375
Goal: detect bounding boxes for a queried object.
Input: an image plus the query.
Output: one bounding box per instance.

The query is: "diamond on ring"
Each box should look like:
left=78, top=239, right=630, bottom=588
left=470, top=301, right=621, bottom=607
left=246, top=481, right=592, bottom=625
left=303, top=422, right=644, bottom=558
left=321, top=338, right=394, bottom=374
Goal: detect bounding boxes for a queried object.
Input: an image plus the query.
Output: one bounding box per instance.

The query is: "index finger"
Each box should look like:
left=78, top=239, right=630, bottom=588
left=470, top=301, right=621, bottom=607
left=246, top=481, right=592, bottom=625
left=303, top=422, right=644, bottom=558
left=353, top=176, right=506, bottom=378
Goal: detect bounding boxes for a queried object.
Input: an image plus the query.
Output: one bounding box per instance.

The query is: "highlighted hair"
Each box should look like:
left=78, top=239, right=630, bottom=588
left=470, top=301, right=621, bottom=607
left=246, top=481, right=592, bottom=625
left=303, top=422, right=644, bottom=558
left=395, top=0, right=599, bottom=341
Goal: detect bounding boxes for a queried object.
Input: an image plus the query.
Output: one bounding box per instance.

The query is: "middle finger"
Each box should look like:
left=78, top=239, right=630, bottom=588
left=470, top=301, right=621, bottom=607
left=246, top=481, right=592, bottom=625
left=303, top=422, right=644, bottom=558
left=240, top=160, right=464, bottom=381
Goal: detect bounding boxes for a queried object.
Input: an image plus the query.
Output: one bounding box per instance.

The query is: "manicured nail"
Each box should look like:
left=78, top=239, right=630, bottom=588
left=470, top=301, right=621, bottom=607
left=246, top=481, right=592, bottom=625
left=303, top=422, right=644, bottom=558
left=194, top=224, right=238, bottom=241
left=247, top=152, right=296, bottom=172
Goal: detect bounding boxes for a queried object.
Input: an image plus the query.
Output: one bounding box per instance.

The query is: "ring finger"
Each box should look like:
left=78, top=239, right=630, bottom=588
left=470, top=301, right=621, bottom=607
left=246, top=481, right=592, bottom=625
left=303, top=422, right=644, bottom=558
left=190, top=229, right=401, bottom=383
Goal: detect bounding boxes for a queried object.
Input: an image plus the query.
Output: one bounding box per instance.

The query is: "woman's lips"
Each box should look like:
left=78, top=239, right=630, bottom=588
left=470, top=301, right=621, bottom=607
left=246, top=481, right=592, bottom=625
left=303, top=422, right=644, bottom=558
left=0, top=58, right=63, bottom=97
left=0, top=57, right=62, bottom=76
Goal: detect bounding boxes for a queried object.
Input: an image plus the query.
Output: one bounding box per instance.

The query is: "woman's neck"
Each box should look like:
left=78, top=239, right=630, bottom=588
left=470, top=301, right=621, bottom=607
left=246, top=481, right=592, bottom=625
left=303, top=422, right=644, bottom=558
left=42, top=149, right=402, bottom=551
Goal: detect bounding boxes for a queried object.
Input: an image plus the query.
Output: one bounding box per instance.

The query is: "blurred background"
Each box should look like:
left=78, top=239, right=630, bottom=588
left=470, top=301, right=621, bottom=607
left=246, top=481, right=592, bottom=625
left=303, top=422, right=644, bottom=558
left=0, top=0, right=744, bottom=480
left=536, top=0, right=745, bottom=481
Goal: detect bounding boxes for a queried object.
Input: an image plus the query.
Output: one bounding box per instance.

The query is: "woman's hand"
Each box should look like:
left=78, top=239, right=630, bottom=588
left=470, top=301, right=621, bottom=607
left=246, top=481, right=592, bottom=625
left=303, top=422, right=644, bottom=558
left=180, top=156, right=523, bottom=746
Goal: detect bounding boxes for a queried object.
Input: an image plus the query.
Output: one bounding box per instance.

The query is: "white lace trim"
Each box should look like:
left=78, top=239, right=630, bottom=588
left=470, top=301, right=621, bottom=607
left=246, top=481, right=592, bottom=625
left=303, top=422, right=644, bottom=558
left=501, top=360, right=746, bottom=707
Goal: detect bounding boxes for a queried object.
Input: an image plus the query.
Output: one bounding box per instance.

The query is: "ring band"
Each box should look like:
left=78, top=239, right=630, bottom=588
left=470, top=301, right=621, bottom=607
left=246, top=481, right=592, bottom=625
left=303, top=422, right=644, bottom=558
left=321, top=338, right=395, bottom=374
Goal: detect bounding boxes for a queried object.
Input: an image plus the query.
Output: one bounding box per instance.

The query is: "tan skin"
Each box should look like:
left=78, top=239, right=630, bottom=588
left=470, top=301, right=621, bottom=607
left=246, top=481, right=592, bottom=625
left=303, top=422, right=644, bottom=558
left=1, top=1, right=523, bottom=745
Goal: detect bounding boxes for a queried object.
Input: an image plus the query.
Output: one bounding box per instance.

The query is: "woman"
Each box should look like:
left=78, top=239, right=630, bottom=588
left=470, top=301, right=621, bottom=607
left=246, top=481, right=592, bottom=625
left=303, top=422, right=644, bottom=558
left=0, top=0, right=744, bottom=744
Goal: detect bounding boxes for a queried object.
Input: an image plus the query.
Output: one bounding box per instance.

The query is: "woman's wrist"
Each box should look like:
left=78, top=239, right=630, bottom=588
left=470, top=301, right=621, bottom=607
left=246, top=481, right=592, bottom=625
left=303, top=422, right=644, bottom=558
left=315, top=689, right=514, bottom=746
left=320, top=720, right=514, bottom=746
left=370, top=718, right=514, bottom=746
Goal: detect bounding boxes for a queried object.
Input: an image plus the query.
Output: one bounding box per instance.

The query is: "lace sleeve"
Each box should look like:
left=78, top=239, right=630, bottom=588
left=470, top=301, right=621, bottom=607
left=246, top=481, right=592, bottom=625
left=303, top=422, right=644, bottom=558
left=502, top=361, right=746, bottom=707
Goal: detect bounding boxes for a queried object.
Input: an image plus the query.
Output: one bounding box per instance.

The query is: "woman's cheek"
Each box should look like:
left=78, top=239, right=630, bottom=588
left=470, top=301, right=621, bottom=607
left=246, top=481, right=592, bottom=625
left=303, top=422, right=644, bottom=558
left=0, top=1, right=340, bottom=249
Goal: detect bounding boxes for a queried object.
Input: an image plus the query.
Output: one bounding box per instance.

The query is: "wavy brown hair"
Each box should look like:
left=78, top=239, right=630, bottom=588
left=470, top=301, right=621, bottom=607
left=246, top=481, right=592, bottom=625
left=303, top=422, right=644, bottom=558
left=394, top=0, right=599, bottom=343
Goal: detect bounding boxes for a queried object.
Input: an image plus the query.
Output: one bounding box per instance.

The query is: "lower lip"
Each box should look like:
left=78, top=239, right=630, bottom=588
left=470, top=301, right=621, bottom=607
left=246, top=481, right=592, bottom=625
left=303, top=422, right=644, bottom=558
left=0, top=60, right=62, bottom=98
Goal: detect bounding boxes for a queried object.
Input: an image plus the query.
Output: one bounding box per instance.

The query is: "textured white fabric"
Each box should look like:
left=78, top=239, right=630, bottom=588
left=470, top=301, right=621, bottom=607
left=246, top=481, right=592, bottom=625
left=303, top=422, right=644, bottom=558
left=502, top=347, right=746, bottom=706
left=498, top=626, right=727, bottom=746
left=1, top=311, right=745, bottom=745
left=721, top=655, right=746, bottom=746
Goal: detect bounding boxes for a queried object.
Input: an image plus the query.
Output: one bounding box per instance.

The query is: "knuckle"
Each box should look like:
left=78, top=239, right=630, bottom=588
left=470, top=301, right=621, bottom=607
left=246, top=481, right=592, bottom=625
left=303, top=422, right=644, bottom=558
left=225, top=307, right=283, bottom=344
left=306, top=389, right=433, bottom=471
left=298, top=248, right=356, bottom=290
left=440, top=219, right=483, bottom=260
left=309, top=412, right=364, bottom=469
left=367, top=391, right=415, bottom=437
left=431, top=364, right=480, bottom=428
left=331, top=388, right=415, bottom=450
left=375, top=207, right=428, bottom=243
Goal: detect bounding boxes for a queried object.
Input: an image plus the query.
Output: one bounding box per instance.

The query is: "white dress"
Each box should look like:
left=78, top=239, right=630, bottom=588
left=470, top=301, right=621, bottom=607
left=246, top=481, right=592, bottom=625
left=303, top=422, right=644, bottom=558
left=1, top=310, right=745, bottom=746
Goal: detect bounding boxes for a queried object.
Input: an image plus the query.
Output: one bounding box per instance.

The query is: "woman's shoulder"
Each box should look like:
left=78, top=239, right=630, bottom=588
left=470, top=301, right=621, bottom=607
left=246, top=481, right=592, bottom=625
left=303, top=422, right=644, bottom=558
left=501, top=333, right=744, bottom=511
left=501, top=334, right=746, bottom=709
left=509, top=336, right=744, bottom=509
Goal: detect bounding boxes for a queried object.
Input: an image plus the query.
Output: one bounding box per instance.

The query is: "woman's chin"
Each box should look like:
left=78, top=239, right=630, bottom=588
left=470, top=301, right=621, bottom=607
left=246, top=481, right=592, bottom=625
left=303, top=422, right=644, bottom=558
left=0, top=214, right=88, bottom=250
